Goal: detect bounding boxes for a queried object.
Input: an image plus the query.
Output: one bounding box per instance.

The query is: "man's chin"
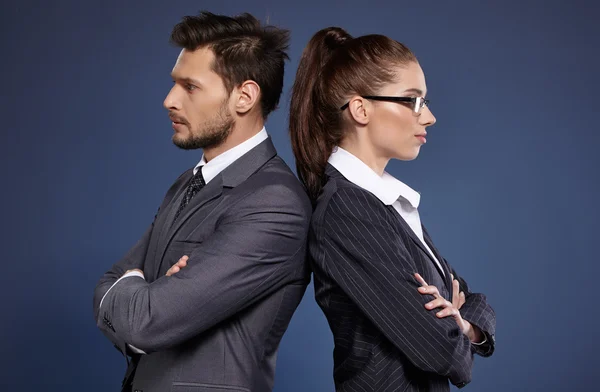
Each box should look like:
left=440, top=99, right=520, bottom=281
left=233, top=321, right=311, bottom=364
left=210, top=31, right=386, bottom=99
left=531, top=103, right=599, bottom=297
left=172, top=125, right=232, bottom=151
left=172, top=135, right=199, bottom=150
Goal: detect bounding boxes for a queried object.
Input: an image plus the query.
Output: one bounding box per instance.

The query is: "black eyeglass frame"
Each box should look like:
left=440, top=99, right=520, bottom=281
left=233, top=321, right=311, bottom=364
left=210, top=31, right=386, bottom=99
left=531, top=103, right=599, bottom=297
left=340, top=95, right=430, bottom=113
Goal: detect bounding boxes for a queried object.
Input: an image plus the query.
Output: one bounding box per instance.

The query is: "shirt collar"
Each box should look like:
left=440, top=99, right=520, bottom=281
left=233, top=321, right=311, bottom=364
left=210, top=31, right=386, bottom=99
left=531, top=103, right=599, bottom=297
left=193, top=127, right=268, bottom=183
left=328, top=146, right=421, bottom=208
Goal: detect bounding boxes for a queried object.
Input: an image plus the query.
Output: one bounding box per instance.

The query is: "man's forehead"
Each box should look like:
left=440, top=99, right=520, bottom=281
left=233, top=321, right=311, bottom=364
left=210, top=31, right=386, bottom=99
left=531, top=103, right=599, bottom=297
left=171, top=49, right=217, bottom=78
left=174, top=47, right=214, bottom=67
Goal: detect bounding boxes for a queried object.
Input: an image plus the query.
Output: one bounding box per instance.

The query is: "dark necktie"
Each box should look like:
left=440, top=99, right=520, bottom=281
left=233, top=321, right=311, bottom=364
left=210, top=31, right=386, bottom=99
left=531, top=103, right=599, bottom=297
left=173, top=167, right=205, bottom=223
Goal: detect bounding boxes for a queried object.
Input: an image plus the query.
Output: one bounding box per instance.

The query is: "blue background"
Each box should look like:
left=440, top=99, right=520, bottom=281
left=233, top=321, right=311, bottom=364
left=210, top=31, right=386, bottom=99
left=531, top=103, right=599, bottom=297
left=1, top=0, right=598, bottom=390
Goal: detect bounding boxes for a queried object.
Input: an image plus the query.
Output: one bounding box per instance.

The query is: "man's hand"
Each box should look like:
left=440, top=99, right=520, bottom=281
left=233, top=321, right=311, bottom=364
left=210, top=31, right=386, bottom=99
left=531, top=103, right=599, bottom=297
left=415, top=273, right=481, bottom=342
left=166, top=255, right=189, bottom=277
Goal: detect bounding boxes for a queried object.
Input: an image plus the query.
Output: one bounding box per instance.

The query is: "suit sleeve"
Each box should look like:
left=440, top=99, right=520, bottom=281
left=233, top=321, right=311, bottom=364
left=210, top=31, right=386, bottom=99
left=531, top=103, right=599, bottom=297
left=316, top=187, right=473, bottom=387
left=448, top=264, right=496, bottom=357
left=93, top=221, right=154, bottom=321
left=93, top=170, right=190, bottom=354
left=92, top=217, right=156, bottom=354
left=97, top=183, right=310, bottom=354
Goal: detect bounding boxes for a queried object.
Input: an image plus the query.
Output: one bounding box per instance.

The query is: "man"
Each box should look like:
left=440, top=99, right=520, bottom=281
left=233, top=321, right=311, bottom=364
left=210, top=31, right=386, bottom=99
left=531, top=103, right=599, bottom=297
left=93, top=12, right=312, bottom=392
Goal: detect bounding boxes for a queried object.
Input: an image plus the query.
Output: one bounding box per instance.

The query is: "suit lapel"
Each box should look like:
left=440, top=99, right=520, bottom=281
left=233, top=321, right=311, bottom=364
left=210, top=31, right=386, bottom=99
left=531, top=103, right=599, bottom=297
left=153, top=176, right=223, bottom=280
left=384, top=204, right=450, bottom=290
left=326, top=164, right=452, bottom=294
left=169, top=175, right=223, bottom=237
left=152, top=137, right=278, bottom=280
left=155, top=174, right=190, bottom=246
left=422, top=226, right=453, bottom=295
left=144, top=171, right=191, bottom=281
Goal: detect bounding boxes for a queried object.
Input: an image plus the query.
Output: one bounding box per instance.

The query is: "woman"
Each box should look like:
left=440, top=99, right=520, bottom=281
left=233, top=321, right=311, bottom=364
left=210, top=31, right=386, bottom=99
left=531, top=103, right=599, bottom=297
left=289, top=27, right=496, bottom=391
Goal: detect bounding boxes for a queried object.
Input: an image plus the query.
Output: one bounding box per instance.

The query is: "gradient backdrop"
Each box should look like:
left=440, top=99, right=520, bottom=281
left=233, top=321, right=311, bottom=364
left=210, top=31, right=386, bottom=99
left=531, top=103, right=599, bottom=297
left=1, top=0, right=598, bottom=391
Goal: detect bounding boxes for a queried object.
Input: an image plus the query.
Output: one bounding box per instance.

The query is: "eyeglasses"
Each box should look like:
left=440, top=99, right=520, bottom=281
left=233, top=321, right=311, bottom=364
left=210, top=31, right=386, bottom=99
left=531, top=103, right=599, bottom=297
left=340, top=96, right=430, bottom=114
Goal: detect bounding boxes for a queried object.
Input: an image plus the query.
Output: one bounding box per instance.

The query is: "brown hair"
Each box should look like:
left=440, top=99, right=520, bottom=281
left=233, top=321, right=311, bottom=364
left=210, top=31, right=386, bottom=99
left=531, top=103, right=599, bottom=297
left=171, top=11, right=290, bottom=119
left=289, top=27, right=417, bottom=202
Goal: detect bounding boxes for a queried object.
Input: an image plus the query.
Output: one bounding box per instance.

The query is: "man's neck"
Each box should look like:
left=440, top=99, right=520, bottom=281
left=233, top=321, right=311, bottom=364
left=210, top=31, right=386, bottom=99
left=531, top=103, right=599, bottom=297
left=204, top=119, right=264, bottom=162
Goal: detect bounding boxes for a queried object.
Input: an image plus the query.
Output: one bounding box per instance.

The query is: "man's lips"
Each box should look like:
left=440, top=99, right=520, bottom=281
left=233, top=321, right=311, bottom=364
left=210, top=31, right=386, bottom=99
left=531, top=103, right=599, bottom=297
left=169, top=113, right=187, bottom=125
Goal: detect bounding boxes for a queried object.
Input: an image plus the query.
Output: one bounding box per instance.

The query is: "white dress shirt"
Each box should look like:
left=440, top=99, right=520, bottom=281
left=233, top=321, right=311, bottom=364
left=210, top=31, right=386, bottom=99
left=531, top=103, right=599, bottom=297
left=328, top=146, right=445, bottom=276
left=192, top=127, right=269, bottom=180
left=100, top=127, right=269, bottom=354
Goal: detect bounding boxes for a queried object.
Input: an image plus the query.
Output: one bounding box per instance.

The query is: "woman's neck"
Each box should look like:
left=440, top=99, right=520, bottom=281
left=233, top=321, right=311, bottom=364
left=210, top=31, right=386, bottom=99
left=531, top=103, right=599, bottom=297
left=339, top=136, right=389, bottom=176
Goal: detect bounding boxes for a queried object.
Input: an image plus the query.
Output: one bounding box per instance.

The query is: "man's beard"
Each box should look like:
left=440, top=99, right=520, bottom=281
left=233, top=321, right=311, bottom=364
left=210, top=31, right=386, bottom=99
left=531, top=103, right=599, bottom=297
left=173, top=102, right=235, bottom=150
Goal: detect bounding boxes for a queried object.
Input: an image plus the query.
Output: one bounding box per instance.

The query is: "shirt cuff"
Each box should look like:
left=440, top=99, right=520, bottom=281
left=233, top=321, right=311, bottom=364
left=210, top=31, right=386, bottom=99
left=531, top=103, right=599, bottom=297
left=99, top=271, right=145, bottom=308
left=471, top=335, right=488, bottom=346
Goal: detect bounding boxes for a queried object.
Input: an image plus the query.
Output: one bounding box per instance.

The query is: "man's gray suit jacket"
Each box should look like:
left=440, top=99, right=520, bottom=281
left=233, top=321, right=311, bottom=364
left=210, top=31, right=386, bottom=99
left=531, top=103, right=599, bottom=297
left=93, top=137, right=312, bottom=392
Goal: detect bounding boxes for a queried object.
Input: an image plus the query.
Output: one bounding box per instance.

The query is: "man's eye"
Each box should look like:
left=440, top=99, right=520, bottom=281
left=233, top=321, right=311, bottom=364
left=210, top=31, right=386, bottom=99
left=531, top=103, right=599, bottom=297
left=185, top=84, right=196, bottom=91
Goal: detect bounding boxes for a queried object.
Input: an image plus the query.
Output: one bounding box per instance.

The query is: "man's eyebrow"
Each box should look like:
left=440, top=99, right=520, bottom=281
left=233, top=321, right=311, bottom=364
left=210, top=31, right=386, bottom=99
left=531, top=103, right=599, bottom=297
left=171, top=75, right=203, bottom=87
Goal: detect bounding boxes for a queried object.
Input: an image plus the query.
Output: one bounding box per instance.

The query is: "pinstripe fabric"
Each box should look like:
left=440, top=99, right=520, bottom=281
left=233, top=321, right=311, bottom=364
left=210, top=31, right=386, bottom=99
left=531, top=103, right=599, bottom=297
left=309, top=165, right=496, bottom=391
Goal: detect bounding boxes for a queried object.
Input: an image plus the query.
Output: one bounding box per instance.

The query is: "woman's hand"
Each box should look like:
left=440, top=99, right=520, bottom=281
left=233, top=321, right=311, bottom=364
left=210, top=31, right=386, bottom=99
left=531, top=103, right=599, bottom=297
left=414, top=273, right=480, bottom=342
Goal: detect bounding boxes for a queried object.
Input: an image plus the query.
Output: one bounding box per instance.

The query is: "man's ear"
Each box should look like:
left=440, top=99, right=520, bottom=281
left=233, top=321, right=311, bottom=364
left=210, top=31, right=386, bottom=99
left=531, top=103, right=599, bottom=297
left=233, top=80, right=260, bottom=114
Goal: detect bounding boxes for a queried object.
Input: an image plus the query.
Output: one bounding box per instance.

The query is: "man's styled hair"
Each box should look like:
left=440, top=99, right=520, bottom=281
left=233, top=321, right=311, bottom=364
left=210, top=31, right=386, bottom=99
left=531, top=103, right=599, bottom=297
left=171, top=11, right=290, bottom=119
